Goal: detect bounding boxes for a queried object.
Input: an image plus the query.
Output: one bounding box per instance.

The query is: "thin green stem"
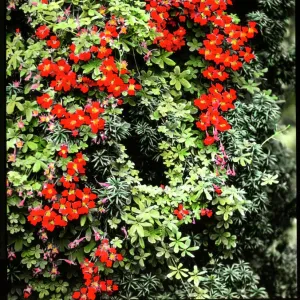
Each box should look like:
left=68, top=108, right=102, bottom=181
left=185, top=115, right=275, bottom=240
left=261, top=125, right=290, bottom=147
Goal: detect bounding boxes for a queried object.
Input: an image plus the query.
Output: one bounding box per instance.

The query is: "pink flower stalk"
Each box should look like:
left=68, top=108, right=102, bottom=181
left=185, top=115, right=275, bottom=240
left=17, top=121, right=24, bottom=129
left=58, top=259, right=77, bottom=266
left=101, top=198, right=108, bottom=204
left=33, top=268, right=42, bottom=277
left=18, top=199, right=25, bottom=207
left=121, top=226, right=128, bottom=239
left=226, top=166, right=232, bottom=176
left=93, top=228, right=101, bottom=241
left=144, top=51, right=152, bottom=62
left=68, top=237, right=86, bottom=249
left=213, top=127, right=219, bottom=141
left=8, top=249, right=16, bottom=261
left=231, top=165, right=236, bottom=176
left=13, top=80, right=21, bottom=88
left=25, top=71, right=32, bottom=81
left=141, top=41, right=147, bottom=48
left=31, top=83, right=40, bottom=90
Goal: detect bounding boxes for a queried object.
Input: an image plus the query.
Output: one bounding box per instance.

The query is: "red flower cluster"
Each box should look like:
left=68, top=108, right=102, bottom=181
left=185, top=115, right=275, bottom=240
left=67, top=20, right=141, bottom=97
left=72, top=256, right=119, bottom=299
left=26, top=15, right=146, bottom=299
left=27, top=152, right=97, bottom=231
left=146, top=0, right=233, bottom=52
left=49, top=102, right=106, bottom=135
left=94, top=239, right=123, bottom=267
left=148, top=0, right=258, bottom=145
left=196, top=10, right=257, bottom=143
left=174, top=204, right=189, bottom=220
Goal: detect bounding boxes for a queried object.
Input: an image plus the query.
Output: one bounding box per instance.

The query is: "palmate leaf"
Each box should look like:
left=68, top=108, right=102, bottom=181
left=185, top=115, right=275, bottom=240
left=81, top=59, right=102, bottom=74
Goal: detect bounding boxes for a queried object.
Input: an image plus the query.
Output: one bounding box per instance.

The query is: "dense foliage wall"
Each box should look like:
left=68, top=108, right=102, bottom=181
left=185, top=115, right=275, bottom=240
left=6, top=0, right=296, bottom=299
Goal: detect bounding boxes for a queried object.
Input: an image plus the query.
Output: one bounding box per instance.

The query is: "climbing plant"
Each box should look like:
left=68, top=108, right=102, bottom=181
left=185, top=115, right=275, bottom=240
left=6, top=0, right=295, bottom=299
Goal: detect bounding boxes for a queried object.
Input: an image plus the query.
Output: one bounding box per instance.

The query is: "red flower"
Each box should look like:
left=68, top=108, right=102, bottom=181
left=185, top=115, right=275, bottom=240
left=35, top=25, right=50, bottom=39
left=239, top=47, right=255, bottom=63
left=58, top=145, right=68, bottom=158
left=28, top=208, right=44, bottom=226
left=55, top=59, right=71, bottom=74
left=51, top=104, right=67, bottom=118
left=47, top=36, right=60, bottom=49
left=67, top=160, right=85, bottom=176
left=215, top=116, right=231, bottom=132
left=247, top=21, right=258, bottom=38
left=194, top=95, right=211, bottom=110
left=72, top=287, right=96, bottom=300
left=54, top=214, right=68, bottom=227
left=200, top=208, right=207, bottom=216
left=94, top=240, right=123, bottom=268
left=100, top=56, right=118, bottom=74
left=38, top=59, right=55, bottom=77
left=78, top=52, right=91, bottom=61
left=86, top=102, right=105, bottom=119
left=200, top=208, right=213, bottom=218
left=75, top=188, right=97, bottom=202
left=174, top=204, right=189, bottom=220
left=204, top=135, right=215, bottom=146
left=229, top=55, right=243, bottom=71
left=90, top=118, right=105, bottom=134
left=36, top=93, right=53, bottom=109
left=69, top=52, right=79, bottom=64
left=215, top=187, right=222, bottom=195
left=72, top=130, right=79, bottom=137
left=52, top=198, right=72, bottom=215
left=100, top=280, right=119, bottom=294
left=127, top=79, right=142, bottom=96
left=69, top=44, right=76, bottom=52
left=50, top=72, right=77, bottom=92
left=206, top=209, right=213, bottom=218
left=107, top=76, right=127, bottom=97
left=42, top=183, right=57, bottom=199
left=42, top=207, right=57, bottom=232
left=97, top=40, right=113, bottom=59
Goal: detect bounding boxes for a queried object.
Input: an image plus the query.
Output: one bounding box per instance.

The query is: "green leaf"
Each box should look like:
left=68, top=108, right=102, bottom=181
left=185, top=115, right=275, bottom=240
left=15, top=239, right=23, bottom=252
left=163, top=57, right=176, bottom=66
left=80, top=215, right=87, bottom=227
left=84, top=241, right=96, bottom=253
left=175, top=81, right=181, bottom=91
left=25, top=109, right=32, bottom=122
left=81, top=59, right=102, bottom=74
left=15, top=102, right=24, bottom=111
left=32, top=161, right=41, bottom=173
left=85, top=228, right=92, bottom=242
left=27, top=142, right=38, bottom=150
left=180, top=78, right=191, bottom=88
left=136, top=224, right=144, bottom=237
left=7, top=102, right=15, bottom=114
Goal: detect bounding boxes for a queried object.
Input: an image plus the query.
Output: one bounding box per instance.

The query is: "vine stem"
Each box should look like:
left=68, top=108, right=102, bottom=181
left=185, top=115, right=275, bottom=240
left=132, top=49, right=141, bottom=79
left=261, top=125, right=290, bottom=147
